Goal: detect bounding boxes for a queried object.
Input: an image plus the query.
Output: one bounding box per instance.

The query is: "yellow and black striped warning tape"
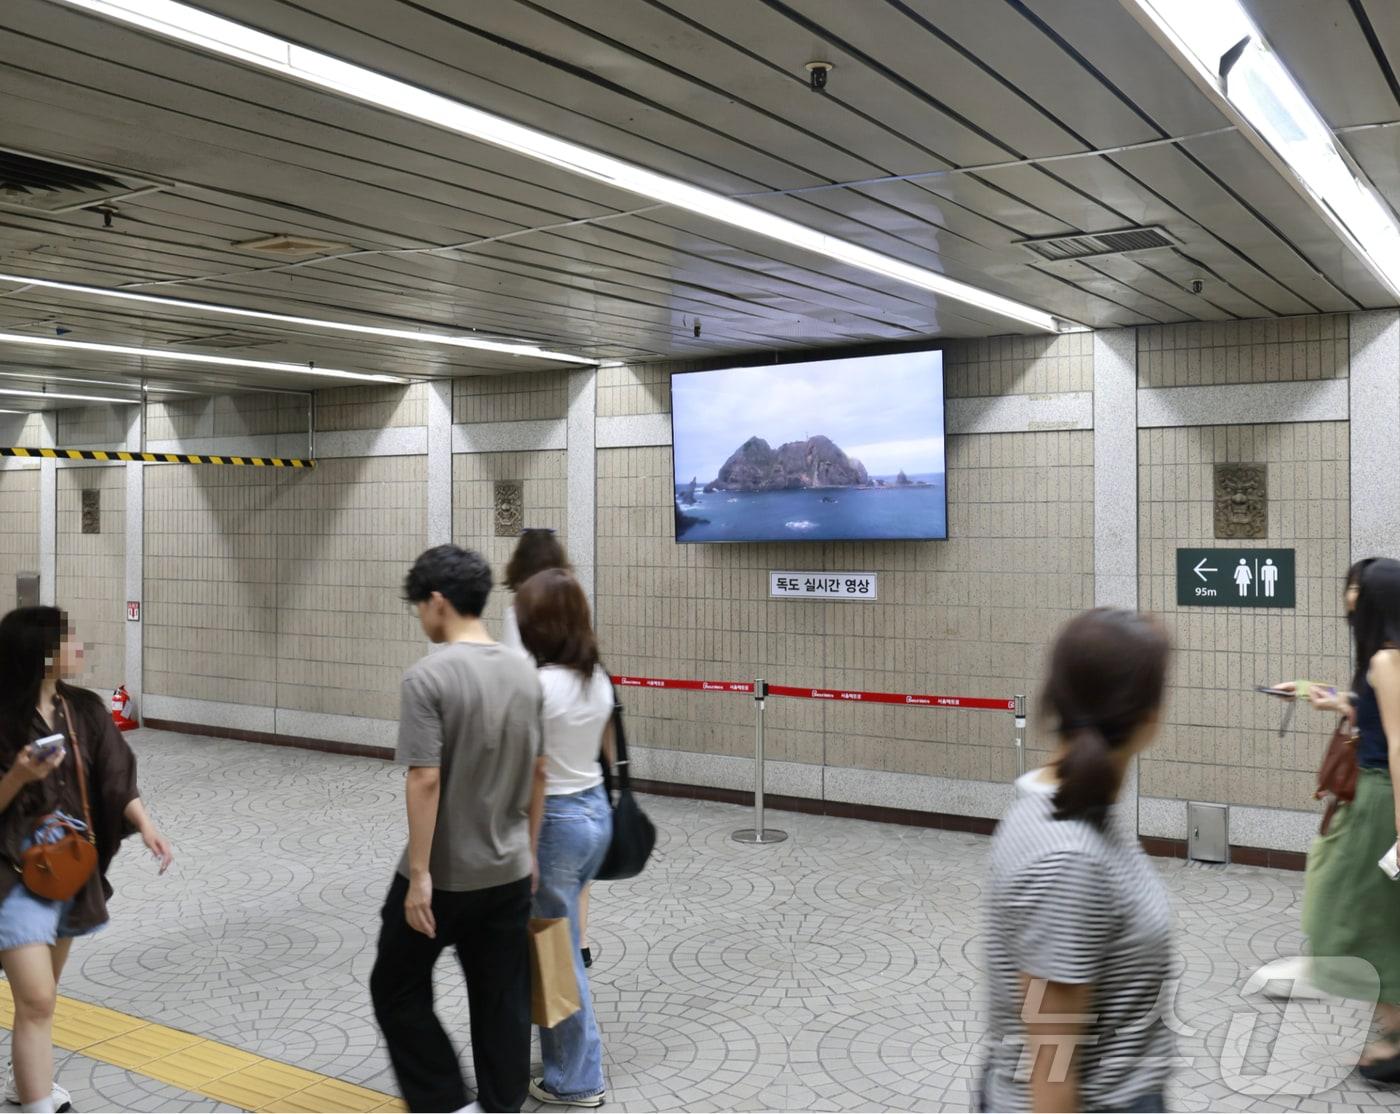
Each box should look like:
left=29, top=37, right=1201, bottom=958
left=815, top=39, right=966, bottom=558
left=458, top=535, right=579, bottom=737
left=0, top=447, right=315, bottom=468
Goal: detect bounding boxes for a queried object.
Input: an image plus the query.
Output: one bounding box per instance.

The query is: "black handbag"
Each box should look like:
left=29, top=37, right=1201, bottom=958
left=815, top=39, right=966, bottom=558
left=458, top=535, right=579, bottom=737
left=595, top=688, right=656, bottom=881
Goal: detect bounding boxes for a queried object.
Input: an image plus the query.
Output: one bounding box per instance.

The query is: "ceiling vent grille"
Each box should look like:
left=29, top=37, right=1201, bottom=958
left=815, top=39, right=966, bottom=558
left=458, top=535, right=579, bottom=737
left=163, top=332, right=270, bottom=350
left=234, top=234, right=351, bottom=258
left=1019, top=226, right=1174, bottom=262
left=0, top=148, right=165, bottom=213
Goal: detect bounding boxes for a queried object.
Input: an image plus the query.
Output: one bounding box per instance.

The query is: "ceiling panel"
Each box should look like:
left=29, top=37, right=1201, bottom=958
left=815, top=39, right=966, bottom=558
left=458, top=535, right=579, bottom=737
left=0, top=0, right=1389, bottom=406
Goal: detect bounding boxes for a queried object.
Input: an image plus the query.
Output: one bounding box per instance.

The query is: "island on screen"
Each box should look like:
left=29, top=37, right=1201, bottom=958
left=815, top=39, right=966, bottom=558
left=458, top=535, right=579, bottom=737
left=669, top=350, right=947, bottom=543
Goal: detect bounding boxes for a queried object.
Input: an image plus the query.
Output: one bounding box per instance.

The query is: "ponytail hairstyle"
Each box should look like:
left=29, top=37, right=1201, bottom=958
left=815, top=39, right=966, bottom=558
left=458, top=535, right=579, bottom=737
left=1041, top=608, right=1171, bottom=828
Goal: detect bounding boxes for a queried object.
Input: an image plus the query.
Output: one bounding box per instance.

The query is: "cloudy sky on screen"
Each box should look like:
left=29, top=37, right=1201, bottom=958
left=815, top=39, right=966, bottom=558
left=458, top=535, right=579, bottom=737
left=671, top=351, right=945, bottom=483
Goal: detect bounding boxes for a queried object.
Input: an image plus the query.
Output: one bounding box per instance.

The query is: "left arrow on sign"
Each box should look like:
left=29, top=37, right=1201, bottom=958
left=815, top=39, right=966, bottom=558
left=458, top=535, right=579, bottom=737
left=1194, top=558, right=1218, bottom=582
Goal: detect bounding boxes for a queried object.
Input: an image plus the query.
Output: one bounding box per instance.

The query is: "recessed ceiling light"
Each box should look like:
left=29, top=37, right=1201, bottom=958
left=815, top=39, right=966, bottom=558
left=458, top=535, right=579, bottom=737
left=1125, top=0, right=1400, bottom=298
left=0, top=272, right=598, bottom=365
left=47, top=0, right=1066, bottom=333
left=0, top=331, right=407, bottom=384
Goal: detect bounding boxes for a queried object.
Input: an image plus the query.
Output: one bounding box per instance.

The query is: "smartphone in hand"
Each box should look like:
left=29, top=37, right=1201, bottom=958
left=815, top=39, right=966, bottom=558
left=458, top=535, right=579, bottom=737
left=29, top=734, right=65, bottom=763
left=1380, top=842, right=1400, bottom=881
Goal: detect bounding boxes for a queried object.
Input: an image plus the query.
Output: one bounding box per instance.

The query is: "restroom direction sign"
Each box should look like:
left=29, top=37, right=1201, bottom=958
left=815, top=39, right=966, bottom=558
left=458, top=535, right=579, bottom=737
left=1176, top=548, right=1295, bottom=608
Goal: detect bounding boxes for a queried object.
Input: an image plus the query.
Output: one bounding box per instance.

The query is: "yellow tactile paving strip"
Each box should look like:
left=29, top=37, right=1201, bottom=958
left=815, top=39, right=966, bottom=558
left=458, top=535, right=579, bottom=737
left=0, top=981, right=405, bottom=1113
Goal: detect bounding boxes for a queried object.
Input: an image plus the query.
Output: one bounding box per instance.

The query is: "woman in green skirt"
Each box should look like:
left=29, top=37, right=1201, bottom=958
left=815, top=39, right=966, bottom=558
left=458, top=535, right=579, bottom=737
left=1305, top=557, right=1400, bottom=1081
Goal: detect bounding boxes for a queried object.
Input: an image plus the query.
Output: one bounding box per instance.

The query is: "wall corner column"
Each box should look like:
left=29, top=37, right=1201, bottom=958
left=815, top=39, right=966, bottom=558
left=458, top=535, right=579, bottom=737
left=37, top=414, right=57, bottom=607
left=1092, top=328, right=1140, bottom=812
left=427, top=380, right=453, bottom=548
left=567, top=368, right=598, bottom=603
left=1350, top=310, right=1400, bottom=560
left=124, top=407, right=143, bottom=706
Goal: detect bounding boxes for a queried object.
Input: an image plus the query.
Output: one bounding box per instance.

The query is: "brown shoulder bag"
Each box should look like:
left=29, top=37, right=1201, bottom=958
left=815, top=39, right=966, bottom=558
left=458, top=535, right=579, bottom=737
left=1314, top=716, right=1359, bottom=836
left=20, top=698, right=98, bottom=901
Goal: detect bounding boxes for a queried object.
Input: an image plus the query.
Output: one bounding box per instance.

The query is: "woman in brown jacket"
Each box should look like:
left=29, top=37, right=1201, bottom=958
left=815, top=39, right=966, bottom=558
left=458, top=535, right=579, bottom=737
left=0, top=607, right=173, bottom=1113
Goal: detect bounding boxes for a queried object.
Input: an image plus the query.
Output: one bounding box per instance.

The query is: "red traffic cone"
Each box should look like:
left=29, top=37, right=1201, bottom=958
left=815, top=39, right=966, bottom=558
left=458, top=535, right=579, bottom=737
left=111, top=686, right=139, bottom=732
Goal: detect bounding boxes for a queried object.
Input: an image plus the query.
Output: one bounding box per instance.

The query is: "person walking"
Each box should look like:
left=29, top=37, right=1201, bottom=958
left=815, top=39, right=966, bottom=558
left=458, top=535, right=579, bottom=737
left=514, top=569, right=613, bottom=1108
left=1256, top=557, right=1376, bottom=1000
left=0, top=607, right=174, bottom=1114
left=982, top=608, right=1174, bottom=1113
left=370, top=546, right=545, bottom=1114
left=1300, top=557, right=1400, bottom=1080
left=499, top=530, right=599, bottom=971
left=500, top=528, right=571, bottom=656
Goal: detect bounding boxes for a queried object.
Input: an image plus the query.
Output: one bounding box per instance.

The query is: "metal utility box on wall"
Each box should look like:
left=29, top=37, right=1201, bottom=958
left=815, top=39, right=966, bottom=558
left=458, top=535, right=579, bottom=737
left=1187, top=802, right=1230, bottom=863
left=15, top=573, right=38, bottom=609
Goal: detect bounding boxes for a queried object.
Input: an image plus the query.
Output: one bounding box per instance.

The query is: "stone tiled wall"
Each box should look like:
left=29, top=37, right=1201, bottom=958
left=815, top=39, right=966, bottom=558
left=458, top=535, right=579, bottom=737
left=0, top=468, right=39, bottom=614
left=145, top=394, right=304, bottom=443
left=597, top=362, right=677, bottom=419
left=1137, top=422, right=1351, bottom=809
left=1138, top=315, right=1349, bottom=388
left=144, top=465, right=278, bottom=707
left=942, top=332, right=1093, bottom=397
left=454, top=371, right=569, bottom=424
left=593, top=344, right=1092, bottom=785
left=144, top=456, right=427, bottom=719
left=315, top=384, right=425, bottom=432
left=453, top=450, right=568, bottom=636
left=0, top=412, right=50, bottom=448
left=274, top=456, right=427, bottom=720
left=56, top=405, right=133, bottom=448
left=56, top=466, right=126, bottom=690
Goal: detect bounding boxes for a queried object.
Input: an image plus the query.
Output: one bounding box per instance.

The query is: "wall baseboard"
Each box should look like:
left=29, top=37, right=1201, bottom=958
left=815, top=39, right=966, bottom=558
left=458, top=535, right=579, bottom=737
left=142, top=719, right=394, bottom=762
left=140, top=722, right=1310, bottom=871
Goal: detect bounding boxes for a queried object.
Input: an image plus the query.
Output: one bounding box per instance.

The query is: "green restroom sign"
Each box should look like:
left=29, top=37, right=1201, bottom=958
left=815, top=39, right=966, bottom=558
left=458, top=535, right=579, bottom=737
left=1176, top=548, right=1295, bottom=608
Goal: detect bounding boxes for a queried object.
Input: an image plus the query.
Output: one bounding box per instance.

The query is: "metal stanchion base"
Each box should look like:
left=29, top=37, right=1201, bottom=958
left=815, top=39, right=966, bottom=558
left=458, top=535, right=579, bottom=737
left=731, top=828, right=788, bottom=845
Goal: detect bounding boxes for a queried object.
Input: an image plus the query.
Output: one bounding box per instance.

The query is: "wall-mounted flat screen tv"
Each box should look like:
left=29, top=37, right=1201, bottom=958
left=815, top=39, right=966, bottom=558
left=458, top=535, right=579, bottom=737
left=670, top=349, right=946, bottom=543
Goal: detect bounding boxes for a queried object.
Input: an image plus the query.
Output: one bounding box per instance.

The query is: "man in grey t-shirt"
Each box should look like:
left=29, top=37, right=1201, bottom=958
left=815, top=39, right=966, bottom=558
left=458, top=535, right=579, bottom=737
left=370, top=546, right=544, bottom=1114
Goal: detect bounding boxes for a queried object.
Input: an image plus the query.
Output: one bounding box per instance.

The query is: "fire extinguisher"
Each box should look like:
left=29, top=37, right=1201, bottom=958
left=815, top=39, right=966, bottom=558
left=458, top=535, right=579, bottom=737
left=111, top=686, right=138, bottom=732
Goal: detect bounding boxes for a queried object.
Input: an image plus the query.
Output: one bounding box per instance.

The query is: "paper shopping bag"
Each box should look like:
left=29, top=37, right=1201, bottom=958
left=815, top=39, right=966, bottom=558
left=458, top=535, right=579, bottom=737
left=529, top=917, right=581, bottom=1028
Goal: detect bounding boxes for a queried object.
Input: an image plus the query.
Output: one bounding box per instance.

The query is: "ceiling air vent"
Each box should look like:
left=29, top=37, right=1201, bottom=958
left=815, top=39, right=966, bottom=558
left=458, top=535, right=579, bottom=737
left=234, top=234, right=351, bottom=258
left=163, top=332, right=270, bottom=350
left=0, top=147, right=166, bottom=214
left=1019, top=225, right=1175, bottom=262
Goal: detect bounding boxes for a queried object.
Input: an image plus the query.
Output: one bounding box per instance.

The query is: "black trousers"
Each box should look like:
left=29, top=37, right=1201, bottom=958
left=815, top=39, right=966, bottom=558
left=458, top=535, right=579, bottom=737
left=370, top=872, right=532, bottom=1113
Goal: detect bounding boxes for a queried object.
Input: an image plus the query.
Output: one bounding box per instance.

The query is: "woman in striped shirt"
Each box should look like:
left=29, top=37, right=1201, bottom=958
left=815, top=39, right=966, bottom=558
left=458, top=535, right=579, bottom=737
left=982, top=609, right=1174, bottom=1113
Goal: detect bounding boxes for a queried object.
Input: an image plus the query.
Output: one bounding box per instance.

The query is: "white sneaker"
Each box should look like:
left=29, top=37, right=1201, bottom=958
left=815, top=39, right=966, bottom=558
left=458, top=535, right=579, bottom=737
left=530, top=1078, right=605, bottom=1108
left=1244, top=955, right=1331, bottom=1000
left=3, top=1062, right=72, bottom=1111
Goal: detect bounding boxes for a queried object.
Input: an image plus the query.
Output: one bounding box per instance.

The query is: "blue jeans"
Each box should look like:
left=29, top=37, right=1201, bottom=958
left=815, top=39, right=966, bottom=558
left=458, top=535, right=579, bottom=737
left=533, top=784, right=612, bottom=1099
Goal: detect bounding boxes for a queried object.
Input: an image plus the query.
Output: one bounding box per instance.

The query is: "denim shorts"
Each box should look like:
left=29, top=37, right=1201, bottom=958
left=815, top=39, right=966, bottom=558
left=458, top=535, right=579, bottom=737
left=0, top=882, right=102, bottom=952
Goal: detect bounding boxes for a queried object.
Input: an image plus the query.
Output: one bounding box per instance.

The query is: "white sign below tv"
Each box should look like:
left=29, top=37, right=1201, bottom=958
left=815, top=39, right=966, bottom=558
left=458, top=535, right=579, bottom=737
left=670, top=349, right=947, bottom=543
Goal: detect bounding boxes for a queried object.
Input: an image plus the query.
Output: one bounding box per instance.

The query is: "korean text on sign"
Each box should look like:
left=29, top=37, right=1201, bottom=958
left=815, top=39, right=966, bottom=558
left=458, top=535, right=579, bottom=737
left=769, top=571, right=878, bottom=601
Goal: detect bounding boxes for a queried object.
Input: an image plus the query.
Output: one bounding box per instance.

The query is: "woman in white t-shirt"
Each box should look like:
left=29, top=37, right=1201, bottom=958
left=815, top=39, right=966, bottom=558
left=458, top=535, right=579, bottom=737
left=517, top=569, right=614, bottom=1108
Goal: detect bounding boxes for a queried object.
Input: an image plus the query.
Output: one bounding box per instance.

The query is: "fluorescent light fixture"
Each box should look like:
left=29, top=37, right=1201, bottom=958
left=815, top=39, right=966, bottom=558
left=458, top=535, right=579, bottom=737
left=47, top=0, right=1064, bottom=333
left=0, top=409, right=29, bottom=415
left=0, top=272, right=597, bottom=365
left=0, top=387, right=138, bottom=405
left=1124, top=0, right=1400, bottom=297
left=0, top=368, right=200, bottom=394
left=0, top=332, right=406, bottom=384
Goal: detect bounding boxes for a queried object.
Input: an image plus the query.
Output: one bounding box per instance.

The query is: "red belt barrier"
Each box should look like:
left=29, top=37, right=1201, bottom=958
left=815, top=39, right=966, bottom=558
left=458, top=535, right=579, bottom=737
left=612, top=675, right=1011, bottom=711
left=614, top=676, right=755, bottom=694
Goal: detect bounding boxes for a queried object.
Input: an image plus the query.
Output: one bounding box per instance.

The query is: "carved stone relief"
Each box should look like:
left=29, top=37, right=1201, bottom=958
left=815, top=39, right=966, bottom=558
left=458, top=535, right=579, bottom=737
left=1214, top=463, right=1267, bottom=539
left=81, top=489, right=100, bottom=535
left=494, top=481, right=523, bottom=537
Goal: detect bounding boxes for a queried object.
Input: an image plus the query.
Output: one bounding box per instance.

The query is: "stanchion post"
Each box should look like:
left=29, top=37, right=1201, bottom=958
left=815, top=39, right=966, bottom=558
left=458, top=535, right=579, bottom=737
left=1014, top=694, right=1027, bottom=778
left=733, top=678, right=787, bottom=845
